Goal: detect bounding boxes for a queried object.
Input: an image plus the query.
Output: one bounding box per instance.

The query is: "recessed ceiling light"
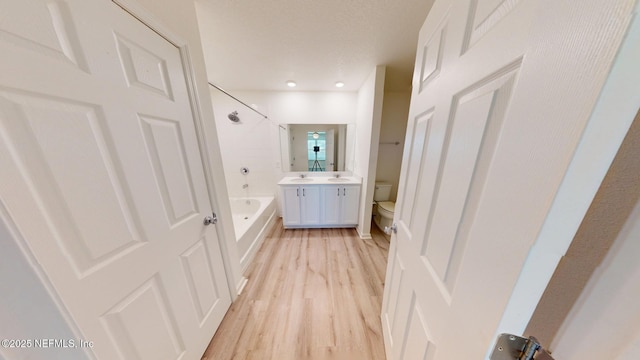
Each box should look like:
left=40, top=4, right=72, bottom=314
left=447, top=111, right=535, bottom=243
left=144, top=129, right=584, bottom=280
left=286, top=80, right=297, bottom=87
left=335, top=81, right=345, bottom=88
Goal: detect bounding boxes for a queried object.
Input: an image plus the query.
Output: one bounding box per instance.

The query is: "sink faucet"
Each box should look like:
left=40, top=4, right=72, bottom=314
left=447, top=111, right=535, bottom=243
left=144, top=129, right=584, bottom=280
left=300, top=174, right=306, bottom=178
left=335, top=173, right=341, bottom=178
left=242, top=184, right=249, bottom=189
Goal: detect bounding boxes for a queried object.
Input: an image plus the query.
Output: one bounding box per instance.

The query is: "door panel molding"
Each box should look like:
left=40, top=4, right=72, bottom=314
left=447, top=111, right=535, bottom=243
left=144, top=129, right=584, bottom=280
left=421, top=61, right=521, bottom=293
left=115, top=33, right=175, bottom=100
left=462, top=0, right=524, bottom=54
left=101, top=276, right=185, bottom=359
left=398, top=109, right=434, bottom=236
left=139, top=114, right=200, bottom=226
left=0, top=0, right=89, bottom=70
left=0, top=89, right=147, bottom=276
left=180, top=239, right=222, bottom=325
left=399, top=294, right=436, bottom=360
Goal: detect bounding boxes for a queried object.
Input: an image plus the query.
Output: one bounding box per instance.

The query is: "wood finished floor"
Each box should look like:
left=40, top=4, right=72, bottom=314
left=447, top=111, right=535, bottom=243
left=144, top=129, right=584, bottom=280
left=201, top=220, right=390, bottom=360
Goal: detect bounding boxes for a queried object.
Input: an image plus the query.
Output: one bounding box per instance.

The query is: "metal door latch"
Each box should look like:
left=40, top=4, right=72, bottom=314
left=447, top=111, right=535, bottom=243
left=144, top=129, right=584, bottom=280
left=384, top=223, right=397, bottom=235
left=203, top=212, right=218, bottom=226
left=490, top=334, right=554, bottom=360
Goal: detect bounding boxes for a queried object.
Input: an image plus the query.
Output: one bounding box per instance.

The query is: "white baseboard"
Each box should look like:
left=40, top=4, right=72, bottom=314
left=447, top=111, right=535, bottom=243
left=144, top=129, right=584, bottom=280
left=236, top=277, right=248, bottom=296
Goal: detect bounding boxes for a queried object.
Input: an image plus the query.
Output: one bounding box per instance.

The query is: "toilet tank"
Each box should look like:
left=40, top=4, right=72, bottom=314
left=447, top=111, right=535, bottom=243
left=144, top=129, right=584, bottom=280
left=374, top=182, right=392, bottom=202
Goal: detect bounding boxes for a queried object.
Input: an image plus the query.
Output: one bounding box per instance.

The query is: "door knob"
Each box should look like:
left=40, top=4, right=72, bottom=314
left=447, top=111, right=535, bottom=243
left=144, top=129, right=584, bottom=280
left=384, top=223, right=397, bottom=235
left=203, top=212, right=218, bottom=226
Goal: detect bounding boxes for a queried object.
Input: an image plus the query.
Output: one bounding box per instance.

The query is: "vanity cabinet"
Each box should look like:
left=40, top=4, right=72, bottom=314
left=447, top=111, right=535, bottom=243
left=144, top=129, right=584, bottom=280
left=320, top=185, right=360, bottom=225
left=280, top=182, right=360, bottom=228
left=281, top=185, right=321, bottom=226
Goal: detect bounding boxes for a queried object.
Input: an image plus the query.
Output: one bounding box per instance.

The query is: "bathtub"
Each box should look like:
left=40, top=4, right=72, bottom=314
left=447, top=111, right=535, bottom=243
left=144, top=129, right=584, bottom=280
left=229, top=196, right=276, bottom=272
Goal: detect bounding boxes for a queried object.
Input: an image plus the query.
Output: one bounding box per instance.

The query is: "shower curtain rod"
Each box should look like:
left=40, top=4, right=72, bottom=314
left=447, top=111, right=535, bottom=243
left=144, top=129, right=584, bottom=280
left=208, top=82, right=286, bottom=130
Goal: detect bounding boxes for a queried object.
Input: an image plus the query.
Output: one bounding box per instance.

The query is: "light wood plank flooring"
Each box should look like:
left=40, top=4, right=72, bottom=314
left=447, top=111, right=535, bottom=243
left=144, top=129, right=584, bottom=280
left=202, top=220, right=390, bottom=360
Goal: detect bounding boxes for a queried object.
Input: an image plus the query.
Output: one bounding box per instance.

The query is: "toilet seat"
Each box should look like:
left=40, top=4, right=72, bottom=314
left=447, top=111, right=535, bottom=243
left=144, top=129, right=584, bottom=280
left=377, top=201, right=395, bottom=217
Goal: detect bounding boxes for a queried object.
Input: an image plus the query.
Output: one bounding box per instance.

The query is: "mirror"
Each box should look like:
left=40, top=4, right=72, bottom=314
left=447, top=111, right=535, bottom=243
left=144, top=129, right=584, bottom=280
left=279, top=124, right=353, bottom=172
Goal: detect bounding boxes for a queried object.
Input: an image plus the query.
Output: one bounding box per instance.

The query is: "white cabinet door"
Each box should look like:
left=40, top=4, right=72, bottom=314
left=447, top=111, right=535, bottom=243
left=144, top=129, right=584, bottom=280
left=322, top=185, right=360, bottom=225
left=0, top=1, right=232, bottom=359
left=321, top=185, right=342, bottom=225
left=381, top=0, right=637, bottom=359
left=281, top=186, right=302, bottom=226
left=341, top=185, right=361, bottom=225
left=300, top=186, right=321, bottom=225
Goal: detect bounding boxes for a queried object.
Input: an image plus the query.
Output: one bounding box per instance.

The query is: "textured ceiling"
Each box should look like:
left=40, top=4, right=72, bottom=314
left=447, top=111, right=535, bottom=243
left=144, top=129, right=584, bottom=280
left=195, top=0, right=434, bottom=92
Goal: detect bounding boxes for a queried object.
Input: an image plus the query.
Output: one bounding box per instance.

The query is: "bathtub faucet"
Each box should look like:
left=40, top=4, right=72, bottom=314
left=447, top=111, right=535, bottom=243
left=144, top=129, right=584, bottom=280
left=242, top=184, right=249, bottom=189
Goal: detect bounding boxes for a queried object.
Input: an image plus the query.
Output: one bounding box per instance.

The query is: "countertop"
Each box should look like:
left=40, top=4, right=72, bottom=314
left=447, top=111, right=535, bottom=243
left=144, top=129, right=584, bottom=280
left=277, top=176, right=362, bottom=185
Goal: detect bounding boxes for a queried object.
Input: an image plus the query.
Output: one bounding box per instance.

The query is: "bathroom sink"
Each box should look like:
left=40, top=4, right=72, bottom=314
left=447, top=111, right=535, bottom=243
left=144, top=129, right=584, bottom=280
left=289, top=178, right=314, bottom=182
left=327, top=177, right=352, bottom=182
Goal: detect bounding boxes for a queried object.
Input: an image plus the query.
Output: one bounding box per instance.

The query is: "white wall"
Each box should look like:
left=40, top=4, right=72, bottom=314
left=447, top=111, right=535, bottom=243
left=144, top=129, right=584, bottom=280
left=268, top=91, right=357, bottom=124
left=0, top=215, right=87, bottom=360
left=354, top=66, right=386, bottom=238
left=224, top=91, right=357, bottom=126
left=376, top=91, right=411, bottom=201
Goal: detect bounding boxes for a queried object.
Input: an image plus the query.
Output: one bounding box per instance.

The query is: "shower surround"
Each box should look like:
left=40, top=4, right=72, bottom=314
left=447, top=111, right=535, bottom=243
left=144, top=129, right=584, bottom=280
left=210, top=89, right=280, bottom=199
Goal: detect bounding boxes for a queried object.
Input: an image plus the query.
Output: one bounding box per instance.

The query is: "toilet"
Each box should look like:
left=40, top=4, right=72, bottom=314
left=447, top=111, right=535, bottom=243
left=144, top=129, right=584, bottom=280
left=373, top=182, right=395, bottom=232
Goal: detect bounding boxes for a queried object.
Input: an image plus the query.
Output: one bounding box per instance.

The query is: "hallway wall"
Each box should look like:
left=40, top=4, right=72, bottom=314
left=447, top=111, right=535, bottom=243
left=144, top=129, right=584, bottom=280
left=375, top=91, right=410, bottom=202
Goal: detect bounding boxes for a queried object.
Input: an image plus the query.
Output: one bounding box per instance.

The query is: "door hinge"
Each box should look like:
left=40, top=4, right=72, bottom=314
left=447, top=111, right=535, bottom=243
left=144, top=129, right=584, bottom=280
left=490, top=334, right=554, bottom=360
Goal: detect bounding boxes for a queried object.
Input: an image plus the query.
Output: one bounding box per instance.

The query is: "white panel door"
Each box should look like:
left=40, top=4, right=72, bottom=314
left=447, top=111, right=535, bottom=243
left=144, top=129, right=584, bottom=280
left=0, top=1, right=231, bottom=359
left=381, top=0, right=637, bottom=359
left=326, top=129, right=335, bottom=171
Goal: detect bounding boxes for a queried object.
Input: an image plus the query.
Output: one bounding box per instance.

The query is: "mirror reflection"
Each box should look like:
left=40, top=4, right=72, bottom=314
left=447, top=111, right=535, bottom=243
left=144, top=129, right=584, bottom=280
left=279, top=124, right=350, bottom=172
